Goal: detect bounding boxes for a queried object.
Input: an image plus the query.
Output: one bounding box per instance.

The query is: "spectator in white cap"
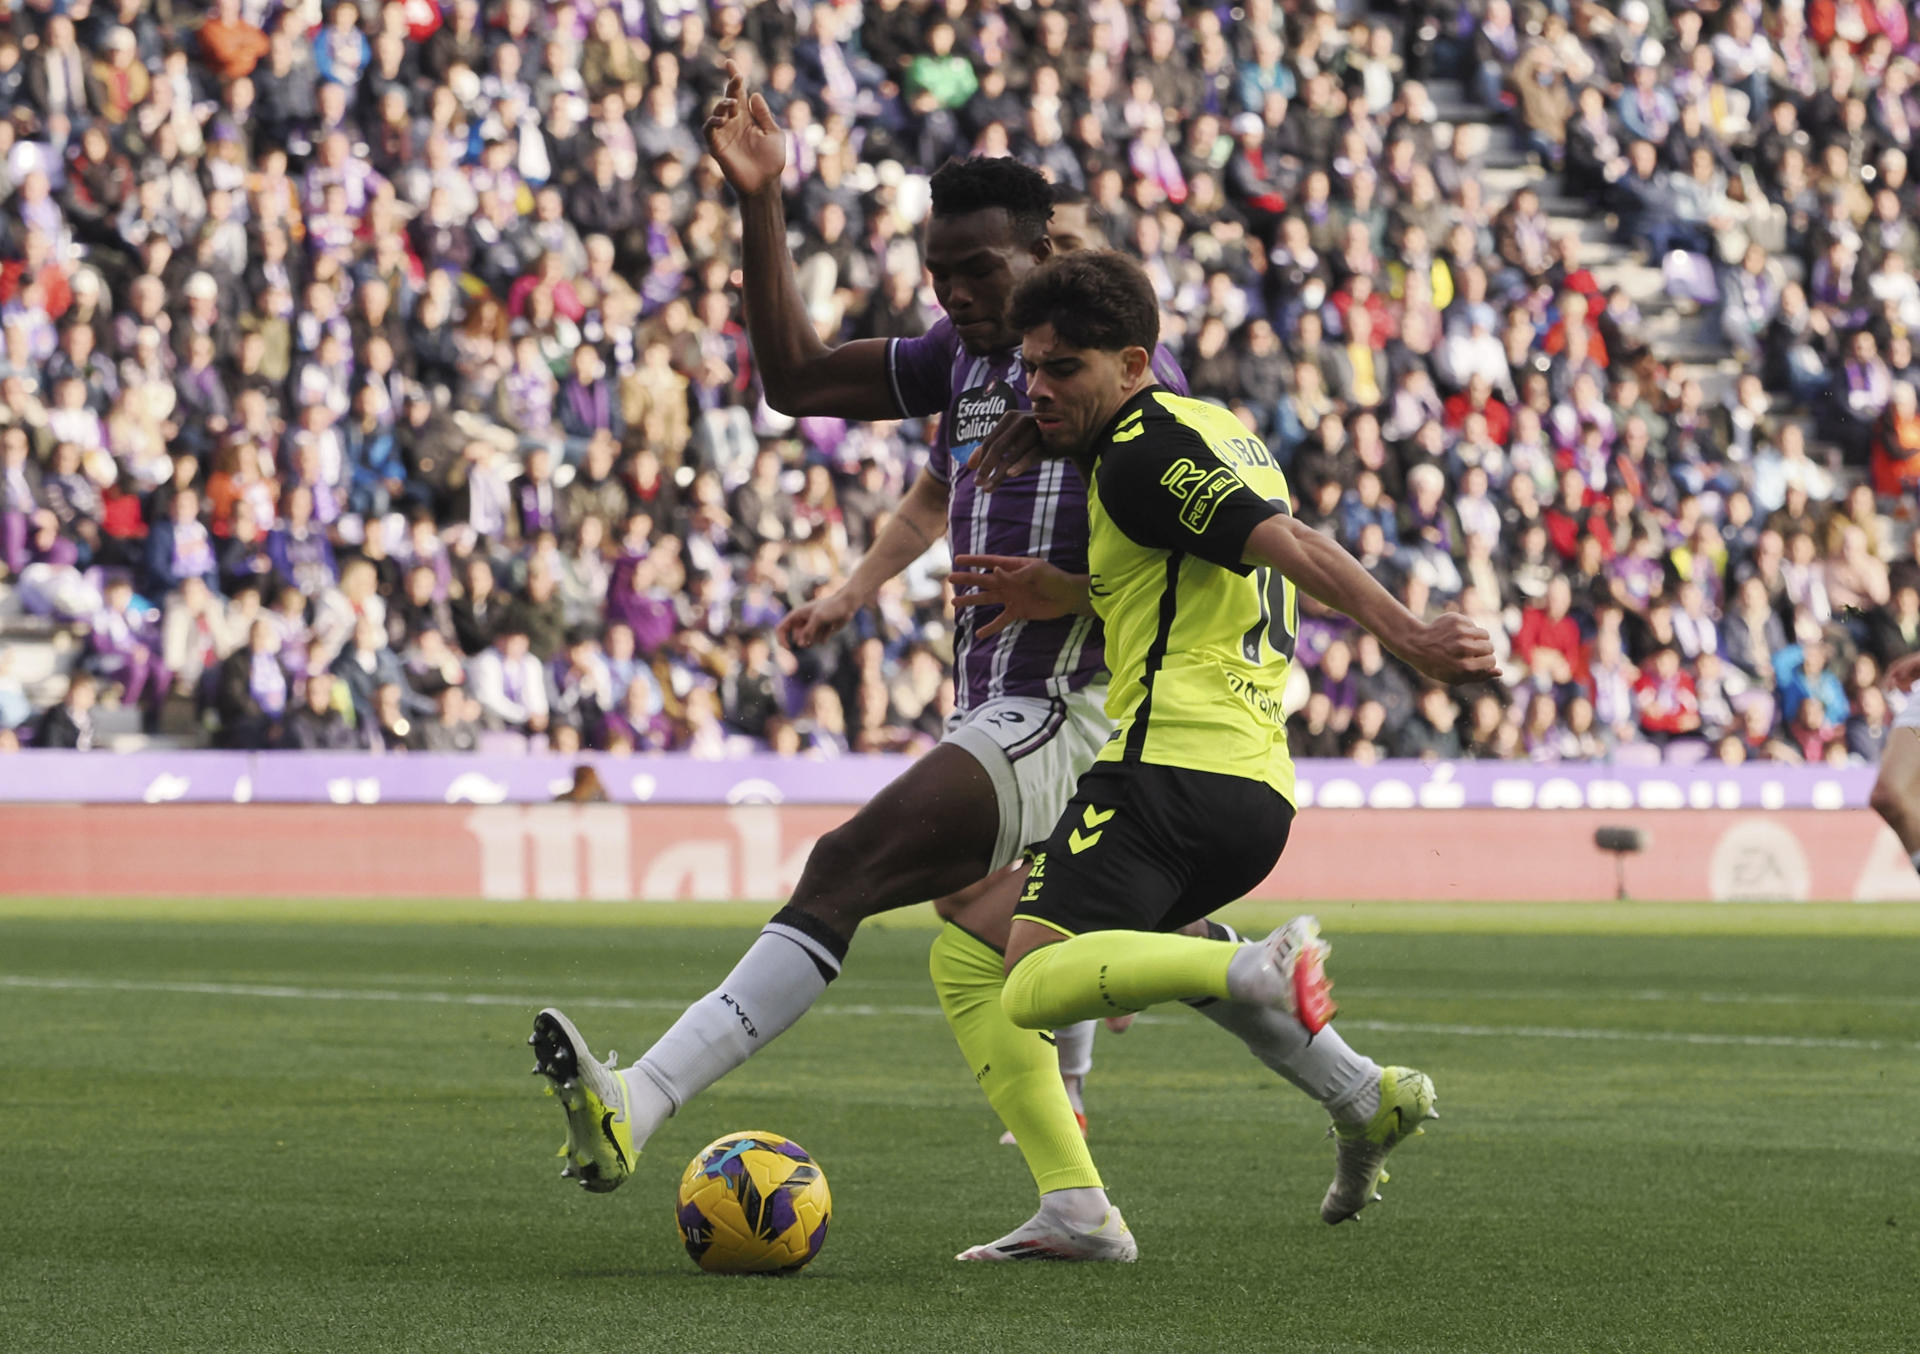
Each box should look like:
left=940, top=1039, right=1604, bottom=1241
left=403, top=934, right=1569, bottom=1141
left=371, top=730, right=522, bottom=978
left=90, top=28, right=151, bottom=126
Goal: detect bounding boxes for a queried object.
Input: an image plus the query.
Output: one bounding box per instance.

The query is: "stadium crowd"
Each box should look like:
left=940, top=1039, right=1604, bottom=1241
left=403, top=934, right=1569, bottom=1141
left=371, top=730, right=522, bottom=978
left=0, top=0, right=1914, bottom=766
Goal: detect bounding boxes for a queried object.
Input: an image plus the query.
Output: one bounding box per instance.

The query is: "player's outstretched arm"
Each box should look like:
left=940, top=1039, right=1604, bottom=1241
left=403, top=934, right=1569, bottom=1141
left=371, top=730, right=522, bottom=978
left=706, top=60, right=898, bottom=420
left=948, top=553, right=1093, bottom=639
left=778, top=468, right=950, bottom=648
left=1244, top=516, right=1496, bottom=684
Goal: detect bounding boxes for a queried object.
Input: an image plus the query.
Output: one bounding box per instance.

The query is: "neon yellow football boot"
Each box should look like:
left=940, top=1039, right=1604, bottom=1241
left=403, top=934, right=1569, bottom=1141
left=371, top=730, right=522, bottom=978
left=1320, top=1065, right=1438, bottom=1224
left=529, top=1007, right=636, bottom=1194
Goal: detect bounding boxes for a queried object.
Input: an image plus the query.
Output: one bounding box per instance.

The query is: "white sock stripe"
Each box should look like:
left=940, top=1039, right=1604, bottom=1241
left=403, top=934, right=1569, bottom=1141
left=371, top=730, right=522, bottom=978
left=762, top=923, right=843, bottom=977
left=2, top=974, right=1910, bottom=1052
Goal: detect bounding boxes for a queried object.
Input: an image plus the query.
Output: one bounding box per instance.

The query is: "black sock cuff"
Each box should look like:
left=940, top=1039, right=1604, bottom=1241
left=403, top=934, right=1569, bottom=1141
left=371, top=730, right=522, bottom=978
left=1204, top=919, right=1239, bottom=944
left=765, top=906, right=850, bottom=982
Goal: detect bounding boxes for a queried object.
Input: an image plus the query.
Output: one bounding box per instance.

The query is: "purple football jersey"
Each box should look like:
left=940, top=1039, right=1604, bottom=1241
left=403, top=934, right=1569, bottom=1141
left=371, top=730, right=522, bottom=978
left=886, top=316, right=1189, bottom=711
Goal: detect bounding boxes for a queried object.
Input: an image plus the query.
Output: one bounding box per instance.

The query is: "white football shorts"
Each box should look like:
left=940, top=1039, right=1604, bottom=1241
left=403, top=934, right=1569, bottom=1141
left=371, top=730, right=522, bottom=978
left=942, top=686, right=1113, bottom=871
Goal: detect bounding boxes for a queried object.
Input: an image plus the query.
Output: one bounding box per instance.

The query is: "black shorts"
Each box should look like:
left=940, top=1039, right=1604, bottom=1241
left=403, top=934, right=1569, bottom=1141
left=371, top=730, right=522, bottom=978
left=1015, top=761, right=1295, bottom=938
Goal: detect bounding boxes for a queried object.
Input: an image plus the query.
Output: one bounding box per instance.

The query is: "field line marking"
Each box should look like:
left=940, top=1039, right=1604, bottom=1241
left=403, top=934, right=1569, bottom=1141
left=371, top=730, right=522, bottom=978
left=2, top=974, right=1915, bottom=1053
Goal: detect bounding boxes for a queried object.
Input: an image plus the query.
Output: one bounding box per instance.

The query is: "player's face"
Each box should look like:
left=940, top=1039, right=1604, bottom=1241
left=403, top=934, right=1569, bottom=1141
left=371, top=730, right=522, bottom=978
left=925, top=209, right=1051, bottom=354
left=1021, top=323, right=1146, bottom=459
left=1047, top=202, right=1108, bottom=254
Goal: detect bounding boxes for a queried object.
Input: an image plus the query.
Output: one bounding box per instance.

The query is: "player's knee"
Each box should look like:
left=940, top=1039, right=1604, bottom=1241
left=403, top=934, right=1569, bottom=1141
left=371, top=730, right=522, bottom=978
left=802, top=809, right=938, bottom=904
left=931, top=893, right=963, bottom=923
left=929, top=923, right=991, bottom=1012
left=791, top=821, right=890, bottom=925
left=802, top=819, right=868, bottom=883
left=999, top=951, right=1051, bottom=1030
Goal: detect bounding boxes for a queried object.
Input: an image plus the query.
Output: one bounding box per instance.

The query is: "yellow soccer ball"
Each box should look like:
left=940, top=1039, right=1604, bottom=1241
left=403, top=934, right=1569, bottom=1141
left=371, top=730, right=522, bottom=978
left=675, top=1132, right=832, bottom=1274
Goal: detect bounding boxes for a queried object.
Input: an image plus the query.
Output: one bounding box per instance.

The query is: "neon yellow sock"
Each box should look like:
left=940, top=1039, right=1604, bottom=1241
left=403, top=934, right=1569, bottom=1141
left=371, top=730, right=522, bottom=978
left=1002, top=931, right=1235, bottom=1028
left=929, top=924, right=1102, bottom=1194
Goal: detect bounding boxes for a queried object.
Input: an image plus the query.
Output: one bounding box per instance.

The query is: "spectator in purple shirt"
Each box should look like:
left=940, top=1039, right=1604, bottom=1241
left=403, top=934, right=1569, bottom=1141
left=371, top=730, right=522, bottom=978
left=557, top=343, right=624, bottom=459
left=216, top=619, right=289, bottom=750
left=0, top=424, right=40, bottom=576
left=88, top=575, right=170, bottom=723
left=144, top=487, right=220, bottom=599
left=605, top=551, right=678, bottom=656
left=267, top=485, right=338, bottom=598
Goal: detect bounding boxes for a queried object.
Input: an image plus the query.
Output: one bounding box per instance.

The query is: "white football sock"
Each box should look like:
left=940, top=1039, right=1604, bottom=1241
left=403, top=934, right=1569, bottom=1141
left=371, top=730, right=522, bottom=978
left=1038, top=1185, right=1112, bottom=1231
left=624, top=911, right=845, bottom=1150
left=1054, top=1021, right=1095, bottom=1078
left=1190, top=1000, right=1381, bottom=1127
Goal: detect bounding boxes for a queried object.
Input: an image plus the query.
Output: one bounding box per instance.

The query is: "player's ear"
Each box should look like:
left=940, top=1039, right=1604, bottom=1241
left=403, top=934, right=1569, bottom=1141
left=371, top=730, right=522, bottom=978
left=1121, top=345, right=1151, bottom=385
left=1029, top=232, right=1054, bottom=264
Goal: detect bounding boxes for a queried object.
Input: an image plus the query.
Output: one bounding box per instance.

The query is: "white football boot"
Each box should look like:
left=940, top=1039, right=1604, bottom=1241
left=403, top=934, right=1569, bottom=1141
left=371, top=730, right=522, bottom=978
left=955, top=1205, right=1137, bottom=1262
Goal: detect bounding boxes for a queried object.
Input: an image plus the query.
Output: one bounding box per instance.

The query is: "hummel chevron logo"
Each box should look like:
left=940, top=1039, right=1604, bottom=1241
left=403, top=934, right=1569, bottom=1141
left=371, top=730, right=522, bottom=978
left=1068, top=805, right=1115, bottom=854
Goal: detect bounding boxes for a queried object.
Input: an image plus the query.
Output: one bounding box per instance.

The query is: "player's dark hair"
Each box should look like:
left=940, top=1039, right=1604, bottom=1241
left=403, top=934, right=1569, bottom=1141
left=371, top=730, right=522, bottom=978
left=1048, top=183, right=1111, bottom=245
left=927, top=157, right=1054, bottom=246
left=1009, top=251, right=1160, bottom=354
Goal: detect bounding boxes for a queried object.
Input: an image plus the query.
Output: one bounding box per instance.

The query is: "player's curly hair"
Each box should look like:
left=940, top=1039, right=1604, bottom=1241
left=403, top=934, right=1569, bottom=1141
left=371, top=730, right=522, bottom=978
left=927, top=157, right=1054, bottom=246
left=1008, top=251, right=1160, bottom=354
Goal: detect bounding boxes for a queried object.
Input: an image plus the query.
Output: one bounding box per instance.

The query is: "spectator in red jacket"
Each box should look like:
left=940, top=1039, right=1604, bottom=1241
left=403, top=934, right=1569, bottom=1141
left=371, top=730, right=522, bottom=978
left=1633, top=646, right=1702, bottom=744
left=1543, top=468, right=1603, bottom=561
left=1442, top=372, right=1512, bottom=446
left=1515, top=575, right=1588, bottom=684
left=1540, top=290, right=1610, bottom=370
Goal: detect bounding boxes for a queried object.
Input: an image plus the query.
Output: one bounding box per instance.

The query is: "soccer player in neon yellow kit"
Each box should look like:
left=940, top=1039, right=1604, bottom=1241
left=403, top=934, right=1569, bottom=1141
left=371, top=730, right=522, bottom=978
left=954, top=250, right=1496, bottom=1221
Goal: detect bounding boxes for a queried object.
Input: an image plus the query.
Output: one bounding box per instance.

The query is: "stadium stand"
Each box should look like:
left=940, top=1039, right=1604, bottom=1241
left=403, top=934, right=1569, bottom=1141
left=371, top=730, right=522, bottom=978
left=0, top=0, right=1909, bottom=768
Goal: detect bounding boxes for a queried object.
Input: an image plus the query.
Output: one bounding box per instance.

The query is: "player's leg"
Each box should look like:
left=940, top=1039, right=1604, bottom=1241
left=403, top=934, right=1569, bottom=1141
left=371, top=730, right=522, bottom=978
left=1869, top=723, right=1920, bottom=869
left=1176, top=918, right=1434, bottom=1223
left=1052, top=1021, right=1094, bottom=1118
left=928, top=692, right=1133, bottom=1260
left=533, top=743, right=1001, bottom=1192
left=935, top=874, right=1095, bottom=1138
left=999, top=764, right=1437, bottom=1224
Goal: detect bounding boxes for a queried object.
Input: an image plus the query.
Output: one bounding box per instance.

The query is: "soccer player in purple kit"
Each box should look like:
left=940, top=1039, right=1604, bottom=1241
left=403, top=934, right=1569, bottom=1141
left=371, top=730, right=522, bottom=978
left=528, top=63, right=1184, bottom=1261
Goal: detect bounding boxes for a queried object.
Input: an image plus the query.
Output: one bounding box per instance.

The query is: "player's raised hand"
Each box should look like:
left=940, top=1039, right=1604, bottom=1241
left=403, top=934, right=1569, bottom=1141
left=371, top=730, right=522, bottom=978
left=973, top=411, right=1045, bottom=491
left=949, top=554, right=1089, bottom=639
left=777, top=591, right=859, bottom=650
left=1401, top=613, right=1498, bottom=684
left=1886, top=651, right=1920, bottom=693
left=704, top=60, right=786, bottom=198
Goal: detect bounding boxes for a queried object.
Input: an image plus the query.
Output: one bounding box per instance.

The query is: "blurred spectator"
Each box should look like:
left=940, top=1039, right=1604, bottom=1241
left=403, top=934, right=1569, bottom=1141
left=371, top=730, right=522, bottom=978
left=0, top=0, right=1904, bottom=775
left=470, top=624, right=550, bottom=735
left=280, top=668, right=365, bottom=751
left=412, top=684, right=482, bottom=753
left=36, top=673, right=97, bottom=750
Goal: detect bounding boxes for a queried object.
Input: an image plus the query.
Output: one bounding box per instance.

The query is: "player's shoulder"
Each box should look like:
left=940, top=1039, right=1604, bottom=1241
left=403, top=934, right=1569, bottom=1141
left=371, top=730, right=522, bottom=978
left=1109, top=389, right=1257, bottom=460
left=1097, top=390, right=1288, bottom=502
left=889, top=313, right=960, bottom=365
left=1096, top=389, right=1206, bottom=471
left=1144, top=389, right=1243, bottom=436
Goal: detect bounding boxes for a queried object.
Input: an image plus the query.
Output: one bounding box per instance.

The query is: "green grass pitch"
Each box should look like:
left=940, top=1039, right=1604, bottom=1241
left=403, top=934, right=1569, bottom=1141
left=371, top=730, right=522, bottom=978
left=3, top=898, right=1917, bottom=1353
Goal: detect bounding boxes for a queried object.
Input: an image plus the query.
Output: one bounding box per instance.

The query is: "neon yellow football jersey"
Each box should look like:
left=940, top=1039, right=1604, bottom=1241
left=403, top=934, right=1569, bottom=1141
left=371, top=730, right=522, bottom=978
left=1084, top=387, right=1298, bottom=800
